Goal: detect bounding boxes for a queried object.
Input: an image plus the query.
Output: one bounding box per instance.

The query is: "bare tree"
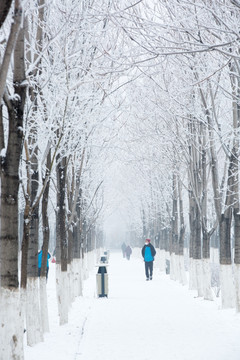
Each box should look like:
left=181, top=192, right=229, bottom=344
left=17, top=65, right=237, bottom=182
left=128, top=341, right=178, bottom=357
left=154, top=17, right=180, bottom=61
left=0, top=0, right=13, bottom=28
left=0, top=6, right=27, bottom=358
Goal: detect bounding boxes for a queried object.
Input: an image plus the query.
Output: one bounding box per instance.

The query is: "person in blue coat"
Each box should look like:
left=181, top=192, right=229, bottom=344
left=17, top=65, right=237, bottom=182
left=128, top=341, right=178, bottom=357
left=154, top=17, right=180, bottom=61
left=141, top=239, right=156, bottom=280
left=38, top=247, right=51, bottom=280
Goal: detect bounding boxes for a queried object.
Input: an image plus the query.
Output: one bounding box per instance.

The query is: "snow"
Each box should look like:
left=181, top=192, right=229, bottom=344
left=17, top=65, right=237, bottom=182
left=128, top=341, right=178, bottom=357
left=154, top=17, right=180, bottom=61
left=0, top=148, right=6, bottom=157
left=24, top=251, right=240, bottom=360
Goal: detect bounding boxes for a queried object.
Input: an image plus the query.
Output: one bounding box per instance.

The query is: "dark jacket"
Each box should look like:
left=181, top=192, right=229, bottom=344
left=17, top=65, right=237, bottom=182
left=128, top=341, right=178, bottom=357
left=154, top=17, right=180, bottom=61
left=141, top=243, right=156, bottom=262
left=125, top=246, right=132, bottom=257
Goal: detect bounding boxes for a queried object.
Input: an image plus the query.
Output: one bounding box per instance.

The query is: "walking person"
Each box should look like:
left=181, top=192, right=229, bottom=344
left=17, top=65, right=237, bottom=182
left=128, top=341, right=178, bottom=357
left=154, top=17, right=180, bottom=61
left=141, top=239, right=156, bottom=280
left=125, top=245, right=132, bottom=260
left=121, top=242, right=127, bottom=258
left=38, top=247, right=51, bottom=280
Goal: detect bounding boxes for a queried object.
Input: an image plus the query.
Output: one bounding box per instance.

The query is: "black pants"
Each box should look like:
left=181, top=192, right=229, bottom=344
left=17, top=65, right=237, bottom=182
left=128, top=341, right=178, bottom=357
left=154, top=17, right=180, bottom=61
left=145, top=261, right=153, bottom=279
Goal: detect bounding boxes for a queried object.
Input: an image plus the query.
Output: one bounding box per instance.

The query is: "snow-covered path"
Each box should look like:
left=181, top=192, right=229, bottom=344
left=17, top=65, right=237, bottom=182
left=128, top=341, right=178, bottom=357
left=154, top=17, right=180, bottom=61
left=25, top=251, right=240, bottom=360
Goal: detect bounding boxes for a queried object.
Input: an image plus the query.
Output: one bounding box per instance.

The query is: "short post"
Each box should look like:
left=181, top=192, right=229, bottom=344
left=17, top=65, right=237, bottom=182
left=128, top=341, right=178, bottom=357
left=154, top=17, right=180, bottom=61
left=96, top=256, right=108, bottom=297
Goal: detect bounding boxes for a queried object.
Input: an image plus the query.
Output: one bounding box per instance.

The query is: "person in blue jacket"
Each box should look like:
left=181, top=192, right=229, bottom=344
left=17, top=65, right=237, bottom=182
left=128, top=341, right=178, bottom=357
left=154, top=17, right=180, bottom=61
left=38, top=247, right=51, bottom=280
left=141, top=239, right=156, bottom=280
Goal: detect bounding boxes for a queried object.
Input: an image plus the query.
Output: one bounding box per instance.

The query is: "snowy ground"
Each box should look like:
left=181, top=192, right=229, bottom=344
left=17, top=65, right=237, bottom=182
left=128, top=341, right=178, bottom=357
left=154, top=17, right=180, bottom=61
left=25, top=251, right=240, bottom=360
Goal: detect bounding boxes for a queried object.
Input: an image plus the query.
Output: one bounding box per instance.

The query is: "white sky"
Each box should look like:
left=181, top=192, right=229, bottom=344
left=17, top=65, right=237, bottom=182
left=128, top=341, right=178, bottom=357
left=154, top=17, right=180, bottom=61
left=24, top=250, right=240, bottom=360
left=104, top=209, right=128, bottom=248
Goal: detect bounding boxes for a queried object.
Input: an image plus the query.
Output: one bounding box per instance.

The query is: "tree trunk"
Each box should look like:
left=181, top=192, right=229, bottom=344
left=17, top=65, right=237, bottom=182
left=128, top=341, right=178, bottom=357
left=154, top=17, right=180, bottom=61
left=73, top=196, right=83, bottom=296
left=219, top=139, right=235, bottom=267
left=230, top=60, right=240, bottom=312
left=24, top=0, right=47, bottom=343
left=193, top=202, right=203, bottom=297
left=20, top=209, right=30, bottom=289
left=188, top=186, right=196, bottom=291
left=81, top=217, right=88, bottom=280
left=0, top=0, right=22, bottom=101
left=219, top=154, right=235, bottom=308
left=26, top=147, right=43, bottom=345
left=158, top=215, right=166, bottom=272
left=56, top=156, right=68, bottom=325
left=200, top=118, right=213, bottom=301
left=202, top=229, right=213, bottom=301
left=68, top=228, right=74, bottom=303
left=178, top=179, right=186, bottom=285
left=188, top=116, right=203, bottom=295
left=0, top=0, right=13, bottom=28
left=74, top=194, right=82, bottom=260
left=40, top=150, right=51, bottom=333
left=0, top=20, right=26, bottom=359
left=67, top=165, right=74, bottom=303
left=234, top=209, right=240, bottom=312
left=41, top=151, right=51, bottom=279
left=170, top=172, right=178, bottom=281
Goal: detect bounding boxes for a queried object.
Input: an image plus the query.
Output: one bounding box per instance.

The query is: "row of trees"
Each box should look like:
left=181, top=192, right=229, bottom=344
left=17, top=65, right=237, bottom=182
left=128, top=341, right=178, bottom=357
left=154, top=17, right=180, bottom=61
left=1, top=0, right=240, bottom=358
left=0, top=0, right=116, bottom=358
left=113, top=0, right=240, bottom=310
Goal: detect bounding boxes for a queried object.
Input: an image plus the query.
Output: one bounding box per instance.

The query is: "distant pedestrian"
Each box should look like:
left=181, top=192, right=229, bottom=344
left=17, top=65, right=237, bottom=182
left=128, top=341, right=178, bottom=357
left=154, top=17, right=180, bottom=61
left=141, top=239, right=156, bottom=280
left=38, top=247, right=51, bottom=280
left=125, top=245, right=132, bottom=260
left=121, top=242, right=127, bottom=258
